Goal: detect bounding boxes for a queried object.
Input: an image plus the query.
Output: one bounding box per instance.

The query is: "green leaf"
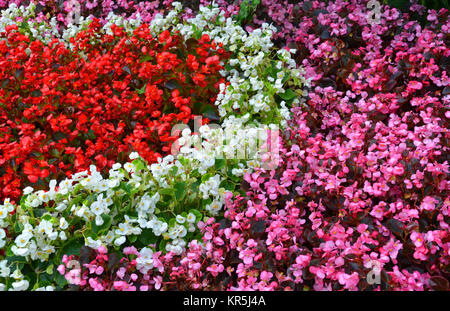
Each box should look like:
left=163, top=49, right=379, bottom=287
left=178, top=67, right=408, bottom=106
left=129, top=235, right=138, bottom=243
left=132, top=158, right=145, bottom=171
left=6, top=244, right=14, bottom=257
left=201, top=173, right=213, bottom=183
left=120, top=182, right=133, bottom=194
left=139, top=54, right=153, bottom=63
left=137, top=84, right=146, bottom=94
left=174, top=182, right=186, bottom=200
left=156, top=200, right=169, bottom=209
left=41, top=213, right=53, bottom=221
left=159, top=188, right=174, bottom=196
left=39, top=273, right=55, bottom=287
left=158, top=239, right=167, bottom=252
left=6, top=255, right=27, bottom=265
left=234, top=0, right=261, bottom=25
left=14, top=221, right=24, bottom=234
left=170, top=165, right=179, bottom=176
left=215, top=158, right=226, bottom=171
left=55, top=272, right=67, bottom=288
left=59, top=238, right=83, bottom=259
left=45, top=264, right=54, bottom=275
left=220, top=179, right=235, bottom=191
left=200, top=105, right=220, bottom=122
left=138, top=228, right=158, bottom=245
left=91, top=214, right=112, bottom=235
left=279, top=89, right=296, bottom=101
left=202, top=197, right=212, bottom=208
left=169, top=218, right=176, bottom=227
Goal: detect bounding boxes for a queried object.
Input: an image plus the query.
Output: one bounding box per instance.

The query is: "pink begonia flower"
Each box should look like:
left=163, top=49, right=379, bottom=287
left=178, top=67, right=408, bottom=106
left=309, top=266, right=325, bottom=279
left=247, top=239, right=257, bottom=248
left=239, top=249, right=255, bottom=266
left=113, top=281, right=136, bottom=291
left=260, top=271, right=273, bottom=282
left=57, top=264, right=65, bottom=275
left=89, top=278, right=104, bottom=291
left=97, top=245, right=107, bottom=254
left=420, top=196, right=438, bottom=211
left=65, top=269, right=81, bottom=285
left=335, top=257, right=345, bottom=267
left=410, top=231, right=424, bottom=248
left=206, top=264, right=224, bottom=277
left=95, top=266, right=104, bottom=275
left=370, top=205, right=385, bottom=220
left=337, top=272, right=359, bottom=290
left=408, top=81, right=423, bottom=90
left=123, top=246, right=138, bottom=255
left=381, top=238, right=403, bottom=260
left=393, top=164, right=404, bottom=175
left=153, top=276, right=163, bottom=290
left=116, top=267, right=126, bottom=279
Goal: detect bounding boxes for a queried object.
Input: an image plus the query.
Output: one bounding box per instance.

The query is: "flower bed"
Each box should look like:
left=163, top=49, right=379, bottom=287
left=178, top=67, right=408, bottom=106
left=0, top=0, right=448, bottom=291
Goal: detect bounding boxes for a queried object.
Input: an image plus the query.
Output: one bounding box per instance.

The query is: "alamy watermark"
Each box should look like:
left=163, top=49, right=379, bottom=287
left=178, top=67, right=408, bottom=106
left=65, top=0, right=81, bottom=25
left=366, top=260, right=382, bottom=285
left=367, top=0, right=382, bottom=25
left=170, top=116, right=281, bottom=170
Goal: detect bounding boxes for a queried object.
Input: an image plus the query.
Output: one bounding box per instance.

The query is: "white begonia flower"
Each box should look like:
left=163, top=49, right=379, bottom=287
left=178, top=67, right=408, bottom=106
left=55, top=201, right=68, bottom=212
left=167, top=226, right=178, bottom=240
left=181, top=128, right=191, bottom=137
left=103, top=230, right=115, bottom=244
left=36, top=190, right=50, bottom=203
left=124, top=162, right=135, bottom=172
left=186, top=213, right=196, bottom=223
left=0, top=260, right=10, bottom=278
left=23, top=187, right=34, bottom=195
left=86, top=237, right=102, bottom=249
left=108, top=178, right=120, bottom=188
left=112, top=163, right=122, bottom=170
left=15, top=233, right=31, bottom=248
left=35, top=286, right=55, bottom=291
left=95, top=215, right=104, bottom=226
left=206, top=200, right=223, bottom=215
left=0, top=206, right=6, bottom=220
left=11, top=269, right=23, bottom=280
left=129, top=152, right=139, bottom=160
left=175, top=224, right=187, bottom=238
left=188, top=224, right=196, bottom=232
left=152, top=220, right=168, bottom=236
left=10, top=279, right=29, bottom=291
left=58, top=216, right=68, bottom=230
left=59, top=231, right=67, bottom=241
left=37, top=219, right=53, bottom=235
left=136, top=247, right=154, bottom=274
left=114, top=236, right=126, bottom=246
left=48, top=231, right=58, bottom=241
left=90, top=200, right=105, bottom=216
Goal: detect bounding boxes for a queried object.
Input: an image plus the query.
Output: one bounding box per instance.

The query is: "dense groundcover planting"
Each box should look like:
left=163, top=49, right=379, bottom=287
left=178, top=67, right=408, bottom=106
left=0, top=0, right=448, bottom=291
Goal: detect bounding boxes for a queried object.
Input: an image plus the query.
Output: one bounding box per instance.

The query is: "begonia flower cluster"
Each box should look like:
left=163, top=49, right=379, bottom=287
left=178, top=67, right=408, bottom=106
left=0, top=16, right=227, bottom=201
left=0, top=0, right=448, bottom=292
